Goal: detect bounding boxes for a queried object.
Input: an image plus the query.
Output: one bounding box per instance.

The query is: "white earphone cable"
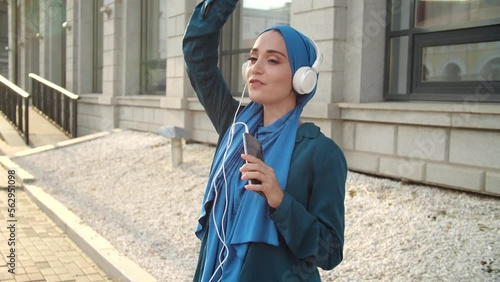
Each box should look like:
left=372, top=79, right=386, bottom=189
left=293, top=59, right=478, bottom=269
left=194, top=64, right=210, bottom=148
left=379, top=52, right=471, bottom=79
left=209, top=83, right=248, bottom=282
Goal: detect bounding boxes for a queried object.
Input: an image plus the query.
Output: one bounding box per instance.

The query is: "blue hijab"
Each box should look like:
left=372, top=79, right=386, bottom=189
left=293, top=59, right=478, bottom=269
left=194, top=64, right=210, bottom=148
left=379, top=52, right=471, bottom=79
left=196, top=25, right=319, bottom=281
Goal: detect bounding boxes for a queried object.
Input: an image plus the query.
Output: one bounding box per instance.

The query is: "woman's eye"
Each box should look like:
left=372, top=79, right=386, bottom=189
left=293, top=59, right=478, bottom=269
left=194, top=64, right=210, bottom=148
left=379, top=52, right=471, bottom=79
left=268, top=58, right=279, bottom=64
left=247, top=57, right=257, bottom=62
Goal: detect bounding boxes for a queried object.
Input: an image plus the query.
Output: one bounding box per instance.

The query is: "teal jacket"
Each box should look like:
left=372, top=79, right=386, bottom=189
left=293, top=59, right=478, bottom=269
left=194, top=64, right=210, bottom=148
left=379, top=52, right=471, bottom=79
left=183, top=0, right=347, bottom=280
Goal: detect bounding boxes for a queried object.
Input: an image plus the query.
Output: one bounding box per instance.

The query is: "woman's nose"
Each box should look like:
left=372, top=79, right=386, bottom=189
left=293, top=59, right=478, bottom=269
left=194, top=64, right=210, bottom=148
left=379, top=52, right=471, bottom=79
left=251, top=59, right=264, bottom=75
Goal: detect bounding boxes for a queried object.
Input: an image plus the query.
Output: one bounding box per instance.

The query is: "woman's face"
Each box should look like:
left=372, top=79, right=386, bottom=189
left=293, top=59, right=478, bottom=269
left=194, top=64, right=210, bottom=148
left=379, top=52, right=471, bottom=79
left=245, top=31, right=294, bottom=108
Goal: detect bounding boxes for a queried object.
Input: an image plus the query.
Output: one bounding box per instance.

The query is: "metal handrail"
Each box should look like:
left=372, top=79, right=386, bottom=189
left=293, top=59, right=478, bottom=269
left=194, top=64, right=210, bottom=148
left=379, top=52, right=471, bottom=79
left=29, top=73, right=79, bottom=138
left=0, top=75, right=30, bottom=145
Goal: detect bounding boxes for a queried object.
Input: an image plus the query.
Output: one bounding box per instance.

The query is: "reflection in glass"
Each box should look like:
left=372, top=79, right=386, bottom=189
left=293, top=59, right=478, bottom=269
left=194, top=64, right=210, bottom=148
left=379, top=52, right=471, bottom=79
left=240, top=0, right=291, bottom=49
left=93, top=0, right=103, bottom=93
left=415, top=0, right=500, bottom=28
left=391, top=0, right=410, bottom=31
left=389, top=36, right=409, bottom=94
left=422, top=41, right=500, bottom=82
left=0, top=2, right=8, bottom=77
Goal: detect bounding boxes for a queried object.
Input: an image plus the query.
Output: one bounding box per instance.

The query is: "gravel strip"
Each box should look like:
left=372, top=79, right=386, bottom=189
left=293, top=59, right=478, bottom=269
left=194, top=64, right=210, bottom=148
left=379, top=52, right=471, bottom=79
left=13, top=130, right=500, bottom=281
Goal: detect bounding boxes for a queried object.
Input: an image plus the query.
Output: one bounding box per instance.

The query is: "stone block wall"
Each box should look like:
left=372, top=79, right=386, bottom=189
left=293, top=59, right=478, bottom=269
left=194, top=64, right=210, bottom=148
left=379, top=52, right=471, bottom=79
left=340, top=102, right=500, bottom=196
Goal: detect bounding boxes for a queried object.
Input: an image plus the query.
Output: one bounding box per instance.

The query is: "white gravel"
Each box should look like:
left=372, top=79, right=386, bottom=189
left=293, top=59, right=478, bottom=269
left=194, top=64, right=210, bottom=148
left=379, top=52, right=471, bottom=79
left=13, top=130, right=500, bottom=282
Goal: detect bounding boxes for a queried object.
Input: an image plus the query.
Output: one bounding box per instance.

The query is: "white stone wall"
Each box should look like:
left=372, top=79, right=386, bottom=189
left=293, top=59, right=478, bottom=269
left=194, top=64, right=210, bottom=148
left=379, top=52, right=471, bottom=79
left=77, top=95, right=102, bottom=136
left=340, top=103, right=500, bottom=196
left=290, top=0, right=346, bottom=144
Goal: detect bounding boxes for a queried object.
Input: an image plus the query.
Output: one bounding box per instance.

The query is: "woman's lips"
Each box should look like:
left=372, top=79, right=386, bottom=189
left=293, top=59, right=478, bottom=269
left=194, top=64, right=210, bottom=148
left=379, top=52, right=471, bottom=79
left=249, top=79, right=265, bottom=87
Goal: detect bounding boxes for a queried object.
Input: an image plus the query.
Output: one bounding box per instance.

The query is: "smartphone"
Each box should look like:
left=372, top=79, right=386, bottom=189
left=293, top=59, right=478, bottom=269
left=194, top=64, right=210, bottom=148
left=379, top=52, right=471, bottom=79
left=242, top=132, right=264, bottom=185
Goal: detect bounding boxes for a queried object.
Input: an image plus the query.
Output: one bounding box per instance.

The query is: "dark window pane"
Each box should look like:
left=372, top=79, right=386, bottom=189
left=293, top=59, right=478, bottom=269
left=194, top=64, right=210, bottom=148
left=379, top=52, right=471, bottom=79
left=140, top=0, right=167, bottom=94
left=93, top=0, right=103, bottom=93
left=391, top=0, right=410, bottom=31
left=388, top=36, right=409, bottom=94
left=0, top=1, right=6, bottom=77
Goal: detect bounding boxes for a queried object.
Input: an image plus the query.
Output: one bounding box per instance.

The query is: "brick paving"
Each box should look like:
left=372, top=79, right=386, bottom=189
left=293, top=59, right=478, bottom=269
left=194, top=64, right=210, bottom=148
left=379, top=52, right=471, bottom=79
left=0, top=166, right=111, bottom=282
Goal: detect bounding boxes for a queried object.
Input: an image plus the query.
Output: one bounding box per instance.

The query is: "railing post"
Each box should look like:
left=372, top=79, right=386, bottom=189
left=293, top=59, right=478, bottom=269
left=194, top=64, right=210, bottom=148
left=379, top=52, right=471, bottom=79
left=17, top=95, right=22, bottom=134
left=72, top=100, right=77, bottom=138
left=32, top=79, right=37, bottom=108
left=63, top=96, right=69, bottom=134
left=24, top=98, right=29, bottom=145
left=56, top=92, right=61, bottom=127
left=0, top=84, right=4, bottom=112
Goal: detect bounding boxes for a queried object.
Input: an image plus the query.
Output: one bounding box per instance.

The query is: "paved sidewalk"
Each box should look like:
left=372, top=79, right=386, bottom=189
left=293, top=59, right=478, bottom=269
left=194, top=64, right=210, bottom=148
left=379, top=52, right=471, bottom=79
left=0, top=112, right=111, bottom=281
left=0, top=167, right=110, bottom=282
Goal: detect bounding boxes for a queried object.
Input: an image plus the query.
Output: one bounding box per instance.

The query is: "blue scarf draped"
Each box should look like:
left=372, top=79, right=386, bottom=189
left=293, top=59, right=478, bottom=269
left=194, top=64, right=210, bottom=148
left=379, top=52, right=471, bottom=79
left=196, top=25, right=319, bottom=281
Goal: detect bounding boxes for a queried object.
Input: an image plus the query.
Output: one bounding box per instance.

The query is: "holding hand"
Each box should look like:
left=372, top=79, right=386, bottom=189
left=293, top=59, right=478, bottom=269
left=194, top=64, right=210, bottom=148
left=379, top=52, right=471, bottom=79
left=240, top=154, right=284, bottom=209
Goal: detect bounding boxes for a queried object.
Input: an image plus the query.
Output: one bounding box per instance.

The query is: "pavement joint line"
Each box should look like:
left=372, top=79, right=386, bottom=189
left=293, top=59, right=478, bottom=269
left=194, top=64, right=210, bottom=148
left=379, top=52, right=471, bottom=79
left=24, top=184, right=157, bottom=282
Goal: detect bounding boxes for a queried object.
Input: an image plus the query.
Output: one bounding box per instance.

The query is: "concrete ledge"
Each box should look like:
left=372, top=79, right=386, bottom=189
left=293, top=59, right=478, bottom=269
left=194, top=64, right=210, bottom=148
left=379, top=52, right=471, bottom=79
left=0, top=156, right=35, bottom=184
left=117, top=96, right=162, bottom=108
left=13, top=129, right=122, bottom=157
left=338, top=102, right=500, bottom=130
left=24, top=184, right=157, bottom=282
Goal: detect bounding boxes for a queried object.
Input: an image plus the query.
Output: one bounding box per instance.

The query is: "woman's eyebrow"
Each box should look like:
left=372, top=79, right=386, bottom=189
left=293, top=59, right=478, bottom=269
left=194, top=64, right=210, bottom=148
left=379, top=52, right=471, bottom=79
left=250, top=48, right=288, bottom=59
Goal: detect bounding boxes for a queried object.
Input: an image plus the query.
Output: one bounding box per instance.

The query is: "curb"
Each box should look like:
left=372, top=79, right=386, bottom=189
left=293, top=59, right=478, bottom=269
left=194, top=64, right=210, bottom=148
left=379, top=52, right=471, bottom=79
left=0, top=129, right=157, bottom=282
left=24, top=185, right=157, bottom=282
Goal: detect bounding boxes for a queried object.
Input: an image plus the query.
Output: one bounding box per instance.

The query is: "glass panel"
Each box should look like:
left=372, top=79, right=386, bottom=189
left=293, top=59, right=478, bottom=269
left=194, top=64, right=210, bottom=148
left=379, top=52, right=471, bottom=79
left=422, top=41, right=500, bottom=82
left=0, top=1, right=9, bottom=77
left=26, top=0, right=40, bottom=79
left=144, top=0, right=167, bottom=61
left=415, top=0, right=500, bottom=28
left=391, top=0, right=410, bottom=30
left=389, top=36, right=409, bottom=94
left=140, top=0, right=167, bottom=93
left=93, top=0, right=103, bottom=93
left=240, top=0, right=291, bottom=49
left=143, top=60, right=166, bottom=92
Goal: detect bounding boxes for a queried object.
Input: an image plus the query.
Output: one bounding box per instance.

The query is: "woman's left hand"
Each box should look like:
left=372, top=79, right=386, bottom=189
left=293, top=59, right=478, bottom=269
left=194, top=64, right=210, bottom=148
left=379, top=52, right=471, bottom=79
left=240, top=154, right=284, bottom=209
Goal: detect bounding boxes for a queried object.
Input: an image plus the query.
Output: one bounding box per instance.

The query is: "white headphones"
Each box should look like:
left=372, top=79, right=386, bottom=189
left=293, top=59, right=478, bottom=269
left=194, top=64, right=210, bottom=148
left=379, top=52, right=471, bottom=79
left=242, top=35, right=323, bottom=95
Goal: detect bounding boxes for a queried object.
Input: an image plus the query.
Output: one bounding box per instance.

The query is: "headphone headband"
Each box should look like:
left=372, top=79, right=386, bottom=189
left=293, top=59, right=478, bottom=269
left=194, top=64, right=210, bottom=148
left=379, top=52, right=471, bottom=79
left=308, top=36, right=323, bottom=73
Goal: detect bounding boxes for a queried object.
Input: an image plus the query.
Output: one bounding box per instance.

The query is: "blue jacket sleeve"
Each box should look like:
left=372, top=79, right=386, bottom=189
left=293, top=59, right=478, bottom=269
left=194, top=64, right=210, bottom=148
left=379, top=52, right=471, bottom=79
left=270, top=140, right=347, bottom=270
left=182, top=0, right=241, bottom=135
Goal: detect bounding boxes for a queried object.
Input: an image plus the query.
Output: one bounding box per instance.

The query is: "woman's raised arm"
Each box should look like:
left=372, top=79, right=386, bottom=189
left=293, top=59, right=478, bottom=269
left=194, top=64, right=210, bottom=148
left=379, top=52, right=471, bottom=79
left=182, top=0, right=241, bottom=135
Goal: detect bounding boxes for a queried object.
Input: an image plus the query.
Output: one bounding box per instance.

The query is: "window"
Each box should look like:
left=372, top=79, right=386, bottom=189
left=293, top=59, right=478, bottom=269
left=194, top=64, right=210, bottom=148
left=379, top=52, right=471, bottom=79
left=93, top=0, right=103, bottom=93
left=220, top=0, right=291, bottom=95
left=140, top=0, right=167, bottom=94
left=385, top=0, right=500, bottom=101
left=0, top=1, right=9, bottom=77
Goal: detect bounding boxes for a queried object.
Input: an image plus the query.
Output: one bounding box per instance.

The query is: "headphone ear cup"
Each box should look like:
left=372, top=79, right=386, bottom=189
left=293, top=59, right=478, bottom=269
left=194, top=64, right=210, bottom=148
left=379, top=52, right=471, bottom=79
left=242, top=61, right=248, bottom=82
left=293, top=66, right=317, bottom=95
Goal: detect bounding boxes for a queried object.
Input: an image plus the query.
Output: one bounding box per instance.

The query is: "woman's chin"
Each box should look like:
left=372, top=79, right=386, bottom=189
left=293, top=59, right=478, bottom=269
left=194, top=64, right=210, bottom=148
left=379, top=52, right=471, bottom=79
left=248, top=93, right=265, bottom=104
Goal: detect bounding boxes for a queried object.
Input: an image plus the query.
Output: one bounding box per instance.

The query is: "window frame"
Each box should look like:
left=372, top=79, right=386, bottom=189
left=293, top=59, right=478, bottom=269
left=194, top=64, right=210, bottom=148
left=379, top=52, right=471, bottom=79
left=384, top=0, right=500, bottom=102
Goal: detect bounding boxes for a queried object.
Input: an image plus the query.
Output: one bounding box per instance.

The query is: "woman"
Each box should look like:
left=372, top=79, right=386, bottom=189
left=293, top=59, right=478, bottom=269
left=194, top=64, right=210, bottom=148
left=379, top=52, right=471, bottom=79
left=183, top=0, right=347, bottom=281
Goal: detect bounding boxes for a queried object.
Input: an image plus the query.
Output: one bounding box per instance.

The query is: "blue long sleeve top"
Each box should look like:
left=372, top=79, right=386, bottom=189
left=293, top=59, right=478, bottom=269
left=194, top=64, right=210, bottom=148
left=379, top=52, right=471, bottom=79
left=183, top=0, right=347, bottom=281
